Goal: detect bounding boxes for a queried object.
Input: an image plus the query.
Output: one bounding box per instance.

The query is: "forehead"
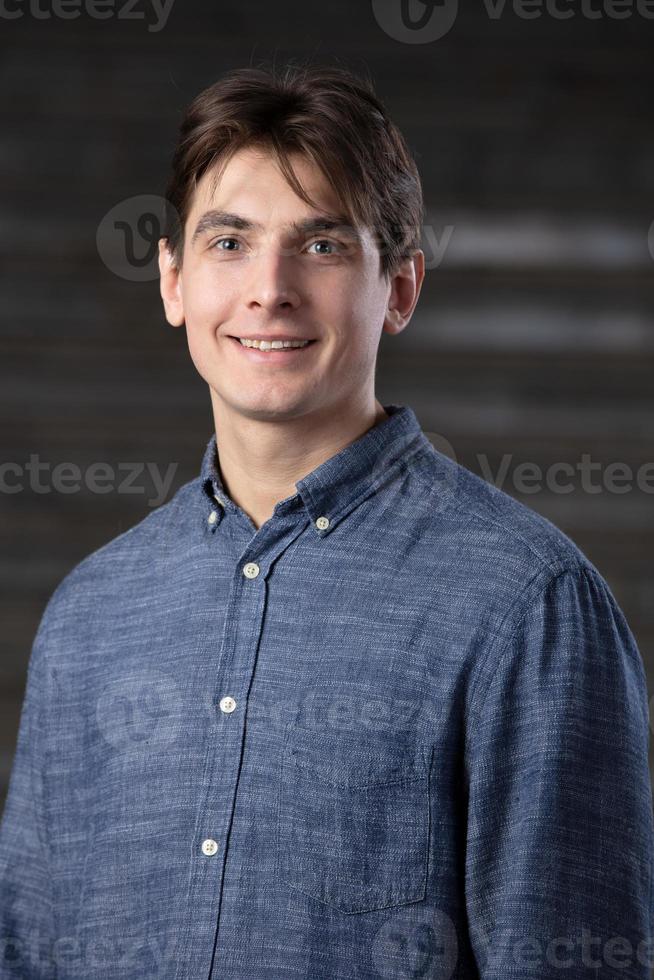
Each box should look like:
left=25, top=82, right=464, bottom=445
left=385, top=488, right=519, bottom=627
left=190, top=145, right=345, bottom=218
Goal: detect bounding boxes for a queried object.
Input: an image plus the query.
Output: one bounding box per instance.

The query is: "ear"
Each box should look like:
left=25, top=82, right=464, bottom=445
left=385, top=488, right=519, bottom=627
left=158, top=238, right=185, bottom=327
left=382, top=249, right=425, bottom=337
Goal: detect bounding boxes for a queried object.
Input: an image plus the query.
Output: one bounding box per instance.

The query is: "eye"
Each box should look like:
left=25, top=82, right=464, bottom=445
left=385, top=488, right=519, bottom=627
left=210, top=236, right=343, bottom=256
left=306, top=238, right=340, bottom=256
left=211, top=237, right=241, bottom=251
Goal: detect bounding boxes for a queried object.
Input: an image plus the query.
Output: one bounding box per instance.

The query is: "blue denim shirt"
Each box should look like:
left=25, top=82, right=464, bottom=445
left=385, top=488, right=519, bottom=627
left=1, top=403, right=652, bottom=979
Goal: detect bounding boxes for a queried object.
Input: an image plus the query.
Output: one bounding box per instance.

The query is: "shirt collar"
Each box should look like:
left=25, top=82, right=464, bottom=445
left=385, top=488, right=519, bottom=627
left=199, top=403, right=430, bottom=534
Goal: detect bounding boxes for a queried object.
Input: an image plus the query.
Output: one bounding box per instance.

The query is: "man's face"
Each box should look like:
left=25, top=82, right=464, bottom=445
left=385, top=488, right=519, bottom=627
left=159, top=145, right=419, bottom=424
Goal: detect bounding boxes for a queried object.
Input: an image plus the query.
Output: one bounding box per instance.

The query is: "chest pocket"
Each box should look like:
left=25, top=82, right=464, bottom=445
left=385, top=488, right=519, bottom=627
left=276, top=723, right=431, bottom=914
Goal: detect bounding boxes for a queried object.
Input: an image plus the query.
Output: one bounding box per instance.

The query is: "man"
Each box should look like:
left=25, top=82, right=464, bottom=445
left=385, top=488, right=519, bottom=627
left=1, top=63, right=652, bottom=980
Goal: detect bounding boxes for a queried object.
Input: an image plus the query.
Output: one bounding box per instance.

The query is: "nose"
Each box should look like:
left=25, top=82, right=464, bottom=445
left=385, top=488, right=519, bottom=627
left=244, top=244, right=301, bottom=313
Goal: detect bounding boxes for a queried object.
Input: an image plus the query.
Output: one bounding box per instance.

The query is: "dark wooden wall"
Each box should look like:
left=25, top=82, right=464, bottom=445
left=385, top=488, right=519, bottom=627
left=1, top=1, right=653, bottom=806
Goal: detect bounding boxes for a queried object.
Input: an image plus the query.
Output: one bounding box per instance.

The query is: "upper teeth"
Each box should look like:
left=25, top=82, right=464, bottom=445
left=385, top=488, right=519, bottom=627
left=238, top=338, right=310, bottom=350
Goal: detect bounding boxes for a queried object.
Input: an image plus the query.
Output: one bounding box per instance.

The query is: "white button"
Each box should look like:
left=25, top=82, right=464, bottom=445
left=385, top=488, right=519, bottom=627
left=207, top=511, right=217, bottom=525
left=243, top=562, right=260, bottom=578
left=219, top=696, right=236, bottom=714
left=201, top=838, right=219, bottom=856
left=315, top=516, right=330, bottom=530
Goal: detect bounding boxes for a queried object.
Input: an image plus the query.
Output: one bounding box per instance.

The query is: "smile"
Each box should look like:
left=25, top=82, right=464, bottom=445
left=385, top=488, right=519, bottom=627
left=228, top=336, right=318, bottom=361
left=237, top=338, right=311, bottom=350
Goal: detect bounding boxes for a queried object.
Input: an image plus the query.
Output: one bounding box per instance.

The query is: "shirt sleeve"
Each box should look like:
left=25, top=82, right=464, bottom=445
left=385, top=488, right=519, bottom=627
left=464, top=562, right=654, bottom=980
left=0, top=622, right=57, bottom=980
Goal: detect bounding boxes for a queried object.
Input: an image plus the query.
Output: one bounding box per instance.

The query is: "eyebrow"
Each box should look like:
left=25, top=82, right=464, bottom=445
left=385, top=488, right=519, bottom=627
left=190, top=209, right=363, bottom=246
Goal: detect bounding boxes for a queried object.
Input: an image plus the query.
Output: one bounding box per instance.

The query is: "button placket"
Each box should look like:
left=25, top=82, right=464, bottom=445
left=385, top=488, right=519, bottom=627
left=176, top=505, right=312, bottom=979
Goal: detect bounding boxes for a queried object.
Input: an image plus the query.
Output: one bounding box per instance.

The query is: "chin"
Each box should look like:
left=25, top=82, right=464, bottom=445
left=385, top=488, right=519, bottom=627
left=222, top=391, right=308, bottom=420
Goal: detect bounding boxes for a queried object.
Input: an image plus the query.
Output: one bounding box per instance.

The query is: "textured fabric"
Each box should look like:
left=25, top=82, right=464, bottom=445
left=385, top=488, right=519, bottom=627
left=1, top=402, right=652, bottom=979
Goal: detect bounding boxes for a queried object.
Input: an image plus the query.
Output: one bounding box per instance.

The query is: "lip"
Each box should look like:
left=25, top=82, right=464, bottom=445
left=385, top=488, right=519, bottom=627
left=227, top=335, right=318, bottom=363
left=229, top=335, right=315, bottom=342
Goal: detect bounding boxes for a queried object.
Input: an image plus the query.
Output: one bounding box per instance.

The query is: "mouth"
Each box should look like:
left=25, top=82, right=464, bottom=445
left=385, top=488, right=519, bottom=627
left=227, top=336, right=318, bottom=362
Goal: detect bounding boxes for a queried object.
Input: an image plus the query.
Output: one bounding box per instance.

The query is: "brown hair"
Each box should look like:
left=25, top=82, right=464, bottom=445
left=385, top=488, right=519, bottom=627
left=161, top=60, right=424, bottom=281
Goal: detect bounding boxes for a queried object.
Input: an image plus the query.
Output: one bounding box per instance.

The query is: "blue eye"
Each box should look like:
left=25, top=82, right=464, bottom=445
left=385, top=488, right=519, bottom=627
left=210, top=237, right=341, bottom=255
left=212, top=237, right=240, bottom=251
left=307, top=239, right=339, bottom=255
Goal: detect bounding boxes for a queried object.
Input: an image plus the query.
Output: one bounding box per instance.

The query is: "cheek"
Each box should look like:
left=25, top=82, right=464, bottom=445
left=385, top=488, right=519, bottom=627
left=183, top=289, right=228, bottom=333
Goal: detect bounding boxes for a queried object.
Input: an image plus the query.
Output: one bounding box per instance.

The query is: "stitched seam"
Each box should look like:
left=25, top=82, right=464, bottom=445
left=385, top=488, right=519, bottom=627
left=414, top=446, right=576, bottom=572
left=466, top=560, right=577, bottom=724
left=29, top=636, right=59, bottom=977
left=291, top=759, right=426, bottom=789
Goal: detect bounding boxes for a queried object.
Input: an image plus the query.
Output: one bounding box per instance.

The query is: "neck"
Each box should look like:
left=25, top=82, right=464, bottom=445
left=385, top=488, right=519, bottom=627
left=209, top=392, right=389, bottom=530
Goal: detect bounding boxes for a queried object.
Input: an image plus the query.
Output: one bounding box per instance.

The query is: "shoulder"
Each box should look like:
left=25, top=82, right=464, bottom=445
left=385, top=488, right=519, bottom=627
left=411, top=440, right=599, bottom=586
left=34, top=476, right=201, bottom=643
